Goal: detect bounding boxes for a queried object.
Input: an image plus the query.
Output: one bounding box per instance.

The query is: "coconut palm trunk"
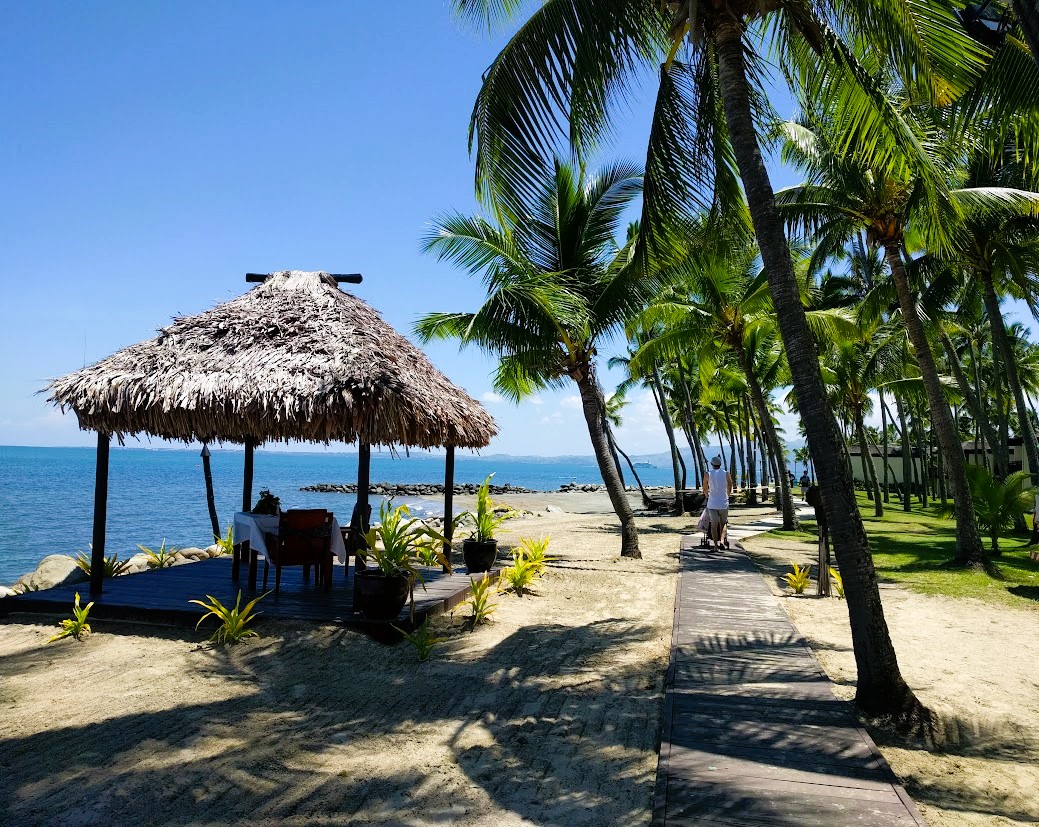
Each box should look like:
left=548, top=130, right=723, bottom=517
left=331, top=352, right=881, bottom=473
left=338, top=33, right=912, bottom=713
left=714, top=19, right=917, bottom=714
left=1014, top=0, right=1039, bottom=66
left=576, top=364, right=641, bottom=558
left=733, top=344, right=797, bottom=528
left=614, top=435, right=653, bottom=507
left=651, top=365, right=685, bottom=516
left=980, top=266, right=1039, bottom=484
left=941, top=331, right=1004, bottom=477
left=880, top=388, right=890, bottom=503
left=883, top=243, right=985, bottom=567
left=856, top=411, right=883, bottom=517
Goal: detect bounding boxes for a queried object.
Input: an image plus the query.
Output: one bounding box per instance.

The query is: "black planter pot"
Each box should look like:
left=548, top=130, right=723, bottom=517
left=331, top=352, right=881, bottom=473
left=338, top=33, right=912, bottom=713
left=463, top=538, right=498, bottom=573
left=355, top=570, right=410, bottom=620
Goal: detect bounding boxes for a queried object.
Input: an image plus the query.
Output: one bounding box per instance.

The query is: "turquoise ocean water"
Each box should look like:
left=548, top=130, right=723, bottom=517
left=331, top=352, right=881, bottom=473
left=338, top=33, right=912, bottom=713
left=0, top=445, right=677, bottom=584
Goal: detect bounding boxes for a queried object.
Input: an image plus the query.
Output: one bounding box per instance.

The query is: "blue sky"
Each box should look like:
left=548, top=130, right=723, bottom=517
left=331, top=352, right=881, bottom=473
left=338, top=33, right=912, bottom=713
left=1, top=3, right=1033, bottom=457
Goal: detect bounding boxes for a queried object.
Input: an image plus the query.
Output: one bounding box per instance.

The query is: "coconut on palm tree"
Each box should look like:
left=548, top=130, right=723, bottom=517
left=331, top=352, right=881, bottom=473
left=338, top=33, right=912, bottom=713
left=416, top=159, right=649, bottom=558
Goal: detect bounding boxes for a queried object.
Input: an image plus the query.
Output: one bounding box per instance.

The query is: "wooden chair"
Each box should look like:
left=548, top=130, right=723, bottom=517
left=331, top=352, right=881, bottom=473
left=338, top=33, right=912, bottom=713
left=262, top=509, right=334, bottom=594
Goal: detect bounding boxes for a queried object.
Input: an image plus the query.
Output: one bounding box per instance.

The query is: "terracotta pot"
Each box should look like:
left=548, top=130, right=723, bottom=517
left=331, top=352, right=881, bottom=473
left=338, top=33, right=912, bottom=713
left=355, top=570, right=410, bottom=620
left=462, top=539, right=498, bottom=573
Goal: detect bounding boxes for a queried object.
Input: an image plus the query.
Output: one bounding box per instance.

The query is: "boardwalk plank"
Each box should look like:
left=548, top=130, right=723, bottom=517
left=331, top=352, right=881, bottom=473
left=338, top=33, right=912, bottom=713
left=653, top=526, right=923, bottom=826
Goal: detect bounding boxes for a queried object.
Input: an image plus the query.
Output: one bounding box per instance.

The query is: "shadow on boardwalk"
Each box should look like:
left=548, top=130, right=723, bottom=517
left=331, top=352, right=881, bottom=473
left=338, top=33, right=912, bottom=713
left=0, top=618, right=663, bottom=826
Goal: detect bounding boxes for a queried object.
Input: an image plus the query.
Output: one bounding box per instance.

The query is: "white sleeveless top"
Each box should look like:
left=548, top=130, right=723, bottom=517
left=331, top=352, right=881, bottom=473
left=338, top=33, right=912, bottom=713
left=706, top=468, right=729, bottom=509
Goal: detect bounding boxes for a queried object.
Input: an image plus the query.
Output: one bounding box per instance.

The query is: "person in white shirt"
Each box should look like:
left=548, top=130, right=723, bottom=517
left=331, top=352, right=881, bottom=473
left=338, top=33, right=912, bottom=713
left=703, top=456, right=733, bottom=550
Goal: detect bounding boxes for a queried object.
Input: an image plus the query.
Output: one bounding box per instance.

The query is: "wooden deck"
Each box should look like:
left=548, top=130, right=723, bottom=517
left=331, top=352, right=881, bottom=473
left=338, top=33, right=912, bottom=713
left=0, top=557, right=487, bottom=631
left=653, top=537, right=924, bottom=826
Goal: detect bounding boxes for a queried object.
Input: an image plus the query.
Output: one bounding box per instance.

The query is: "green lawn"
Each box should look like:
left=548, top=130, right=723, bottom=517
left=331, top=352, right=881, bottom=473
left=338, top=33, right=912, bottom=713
left=768, top=493, right=1039, bottom=609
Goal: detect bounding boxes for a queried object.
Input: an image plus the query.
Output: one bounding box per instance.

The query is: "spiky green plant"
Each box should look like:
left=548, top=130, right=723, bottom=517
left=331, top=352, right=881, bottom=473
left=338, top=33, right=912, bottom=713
left=829, top=567, right=845, bottom=599
left=48, top=592, right=94, bottom=643
left=516, top=536, right=553, bottom=577
left=498, top=554, right=538, bottom=596
left=392, top=617, right=443, bottom=661
left=190, top=590, right=268, bottom=644
left=138, top=539, right=178, bottom=569
left=454, top=474, right=516, bottom=543
left=784, top=564, right=812, bottom=595
left=74, top=549, right=132, bottom=578
left=944, top=466, right=1037, bottom=556
left=466, top=573, right=498, bottom=626
left=214, top=525, right=235, bottom=556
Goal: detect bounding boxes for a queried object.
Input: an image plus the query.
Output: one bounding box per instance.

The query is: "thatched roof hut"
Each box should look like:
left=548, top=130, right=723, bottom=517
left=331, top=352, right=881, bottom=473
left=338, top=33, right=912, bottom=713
left=46, top=270, right=496, bottom=449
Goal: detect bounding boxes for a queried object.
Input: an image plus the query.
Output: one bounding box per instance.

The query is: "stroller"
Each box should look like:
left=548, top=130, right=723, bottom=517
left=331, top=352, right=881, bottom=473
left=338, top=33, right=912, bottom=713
left=695, top=508, right=729, bottom=549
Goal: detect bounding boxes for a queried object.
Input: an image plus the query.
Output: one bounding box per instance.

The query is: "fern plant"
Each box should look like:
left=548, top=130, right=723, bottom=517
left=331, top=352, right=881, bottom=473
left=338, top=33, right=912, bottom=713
left=517, top=536, right=552, bottom=577
left=467, top=574, right=497, bottom=626
left=828, top=567, right=845, bottom=599
left=138, top=539, right=178, bottom=569
left=498, top=554, right=538, bottom=596
left=214, top=525, right=235, bottom=556
left=784, top=564, right=812, bottom=595
left=393, top=617, right=442, bottom=661
left=48, top=592, right=94, bottom=643
left=190, top=590, right=268, bottom=644
left=74, top=549, right=132, bottom=578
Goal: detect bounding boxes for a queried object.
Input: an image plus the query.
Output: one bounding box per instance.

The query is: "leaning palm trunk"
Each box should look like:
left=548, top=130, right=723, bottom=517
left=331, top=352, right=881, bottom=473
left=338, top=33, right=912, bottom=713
left=651, top=365, right=685, bottom=516
left=604, top=419, right=626, bottom=488
left=891, top=394, right=914, bottom=509
left=714, top=20, right=917, bottom=715
left=575, top=365, right=641, bottom=558
left=856, top=411, right=883, bottom=517
left=883, top=244, right=985, bottom=567
left=734, top=346, right=796, bottom=528
left=615, top=436, right=653, bottom=507
left=880, top=388, right=890, bottom=503
left=981, top=266, right=1039, bottom=484
left=941, top=332, right=1004, bottom=478
left=1014, top=0, right=1039, bottom=66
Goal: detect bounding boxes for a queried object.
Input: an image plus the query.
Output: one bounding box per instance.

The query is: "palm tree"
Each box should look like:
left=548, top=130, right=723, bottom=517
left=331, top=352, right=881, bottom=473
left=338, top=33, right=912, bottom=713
left=447, top=0, right=984, bottom=717
left=777, top=115, right=992, bottom=568
left=957, top=466, right=1035, bottom=555
left=604, top=388, right=654, bottom=507
left=632, top=218, right=800, bottom=528
left=416, top=159, right=647, bottom=558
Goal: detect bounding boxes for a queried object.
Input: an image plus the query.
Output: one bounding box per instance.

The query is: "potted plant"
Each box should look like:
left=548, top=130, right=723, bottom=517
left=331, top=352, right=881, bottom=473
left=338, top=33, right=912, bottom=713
left=456, top=474, right=516, bottom=573
left=356, top=501, right=449, bottom=621
left=252, top=489, right=281, bottom=515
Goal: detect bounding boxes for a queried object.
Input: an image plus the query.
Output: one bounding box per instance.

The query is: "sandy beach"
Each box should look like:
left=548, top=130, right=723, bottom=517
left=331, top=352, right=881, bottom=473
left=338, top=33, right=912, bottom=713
left=0, top=498, right=690, bottom=827
left=4, top=492, right=1038, bottom=825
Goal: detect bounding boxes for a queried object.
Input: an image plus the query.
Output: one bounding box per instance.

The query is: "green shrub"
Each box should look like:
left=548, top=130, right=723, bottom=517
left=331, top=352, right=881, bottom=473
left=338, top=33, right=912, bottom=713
left=48, top=592, right=93, bottom=643
left=498, top=554, right=538, bottom=596
left=214, top=525, right=235, bottom=556
left=393, top=617, right=442, bottom=661
left=784, top=563, right=811, bottom=595
left=190, top=590, right=268, bottom=644
left=74, top=549, right=132, bottom=578
left=466, top=573, right=497, bottom=626
left=828, top=567, right=845, bottom=599
left=138, top=539, right=178, bottom=569
left=517, top=536, right=552, bottom=577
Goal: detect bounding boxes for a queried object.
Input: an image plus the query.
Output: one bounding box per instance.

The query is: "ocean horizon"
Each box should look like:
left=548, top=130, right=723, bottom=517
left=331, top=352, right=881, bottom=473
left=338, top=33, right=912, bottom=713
left=0, top=444, right=684, bottom=584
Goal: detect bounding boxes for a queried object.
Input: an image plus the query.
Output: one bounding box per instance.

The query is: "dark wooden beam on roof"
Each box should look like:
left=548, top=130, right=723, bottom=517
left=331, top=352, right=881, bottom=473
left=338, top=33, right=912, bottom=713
left=245, top=273, right=363, bottom=284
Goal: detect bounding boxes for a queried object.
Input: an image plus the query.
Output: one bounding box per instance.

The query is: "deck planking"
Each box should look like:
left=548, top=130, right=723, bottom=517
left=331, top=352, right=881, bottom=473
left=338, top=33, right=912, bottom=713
left=0, top=557, right=487, bottom=631
left=653, top=537, right=923, bottom=826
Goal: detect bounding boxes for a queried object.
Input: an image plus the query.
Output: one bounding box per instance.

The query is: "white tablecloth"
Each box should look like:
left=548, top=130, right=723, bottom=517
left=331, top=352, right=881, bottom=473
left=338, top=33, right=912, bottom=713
left=233, top=512, right=348, bottom=564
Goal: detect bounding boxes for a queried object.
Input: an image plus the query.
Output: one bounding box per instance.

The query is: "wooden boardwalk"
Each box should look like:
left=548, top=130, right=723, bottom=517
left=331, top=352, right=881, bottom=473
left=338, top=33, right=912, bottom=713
left=653, top=536, right=923, bottom=826
left=0, top=557, right=485, bottom=631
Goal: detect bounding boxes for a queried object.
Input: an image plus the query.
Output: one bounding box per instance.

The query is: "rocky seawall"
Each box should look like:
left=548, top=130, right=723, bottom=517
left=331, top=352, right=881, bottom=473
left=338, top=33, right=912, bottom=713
left=300, top=481, right=676, bottom=496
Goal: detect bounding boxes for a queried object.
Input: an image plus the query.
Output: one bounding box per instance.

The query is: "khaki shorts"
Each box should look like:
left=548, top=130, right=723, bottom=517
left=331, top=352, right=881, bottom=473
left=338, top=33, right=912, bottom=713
left=707, top=508, right=728, bottom=539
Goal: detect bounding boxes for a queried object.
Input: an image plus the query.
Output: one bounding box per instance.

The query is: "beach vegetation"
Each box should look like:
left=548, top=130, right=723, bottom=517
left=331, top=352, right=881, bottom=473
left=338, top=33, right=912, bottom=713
left=454, top=474, right=516, bottom=543
left=393, top=617, right=443, bottom=661
left=784, top=564, right=812, bottom=595
left=829, top=567, right=845, bottom=600
left=214, top=525, right=235, bottom=556
left=251, top=488, right=281, bottom=515
left=48, top=592, right=93, bottom=643
left=190, top=590, right=268, bottom=644
left=517, top=536, right=552, bottom=577
left=942, top=467, right=1036, bottom=556
left=138, top=539, right=178, bottom=569
left=417, top=160, right=650, bottom=560
left=498, top=553, right=539, bottom=596
left=466, top=573, right=497, bottom=626
left=74, top=548, right=132, bottom=578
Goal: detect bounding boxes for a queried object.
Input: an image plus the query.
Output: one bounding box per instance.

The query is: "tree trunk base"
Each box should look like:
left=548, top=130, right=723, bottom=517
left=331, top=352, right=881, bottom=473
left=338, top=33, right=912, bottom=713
left=620, top=520, right=642, bottom=559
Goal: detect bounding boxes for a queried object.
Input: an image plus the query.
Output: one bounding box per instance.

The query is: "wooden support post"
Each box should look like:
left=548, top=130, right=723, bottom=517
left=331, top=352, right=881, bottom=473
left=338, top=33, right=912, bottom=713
left=353, top=442, right=372, bottom=609
left=201, top=444, right=220, bottom=540
left=90, top=432, right=111, bottom=596
left=242, top=439, right=255, bottom=512
left=443, top=445, right=455, bottom=572
left=817, top=525, right=831, bottom=597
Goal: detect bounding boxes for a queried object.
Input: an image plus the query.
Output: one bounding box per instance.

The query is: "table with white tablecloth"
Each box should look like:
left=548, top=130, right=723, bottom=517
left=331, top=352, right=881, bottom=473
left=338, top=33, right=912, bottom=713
left=232, top=511, right=349, bottom=588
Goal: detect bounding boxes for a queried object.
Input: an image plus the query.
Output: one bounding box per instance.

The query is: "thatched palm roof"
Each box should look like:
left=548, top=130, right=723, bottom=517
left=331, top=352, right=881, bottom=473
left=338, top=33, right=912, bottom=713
left=46, top=271, right=496, bottom=448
